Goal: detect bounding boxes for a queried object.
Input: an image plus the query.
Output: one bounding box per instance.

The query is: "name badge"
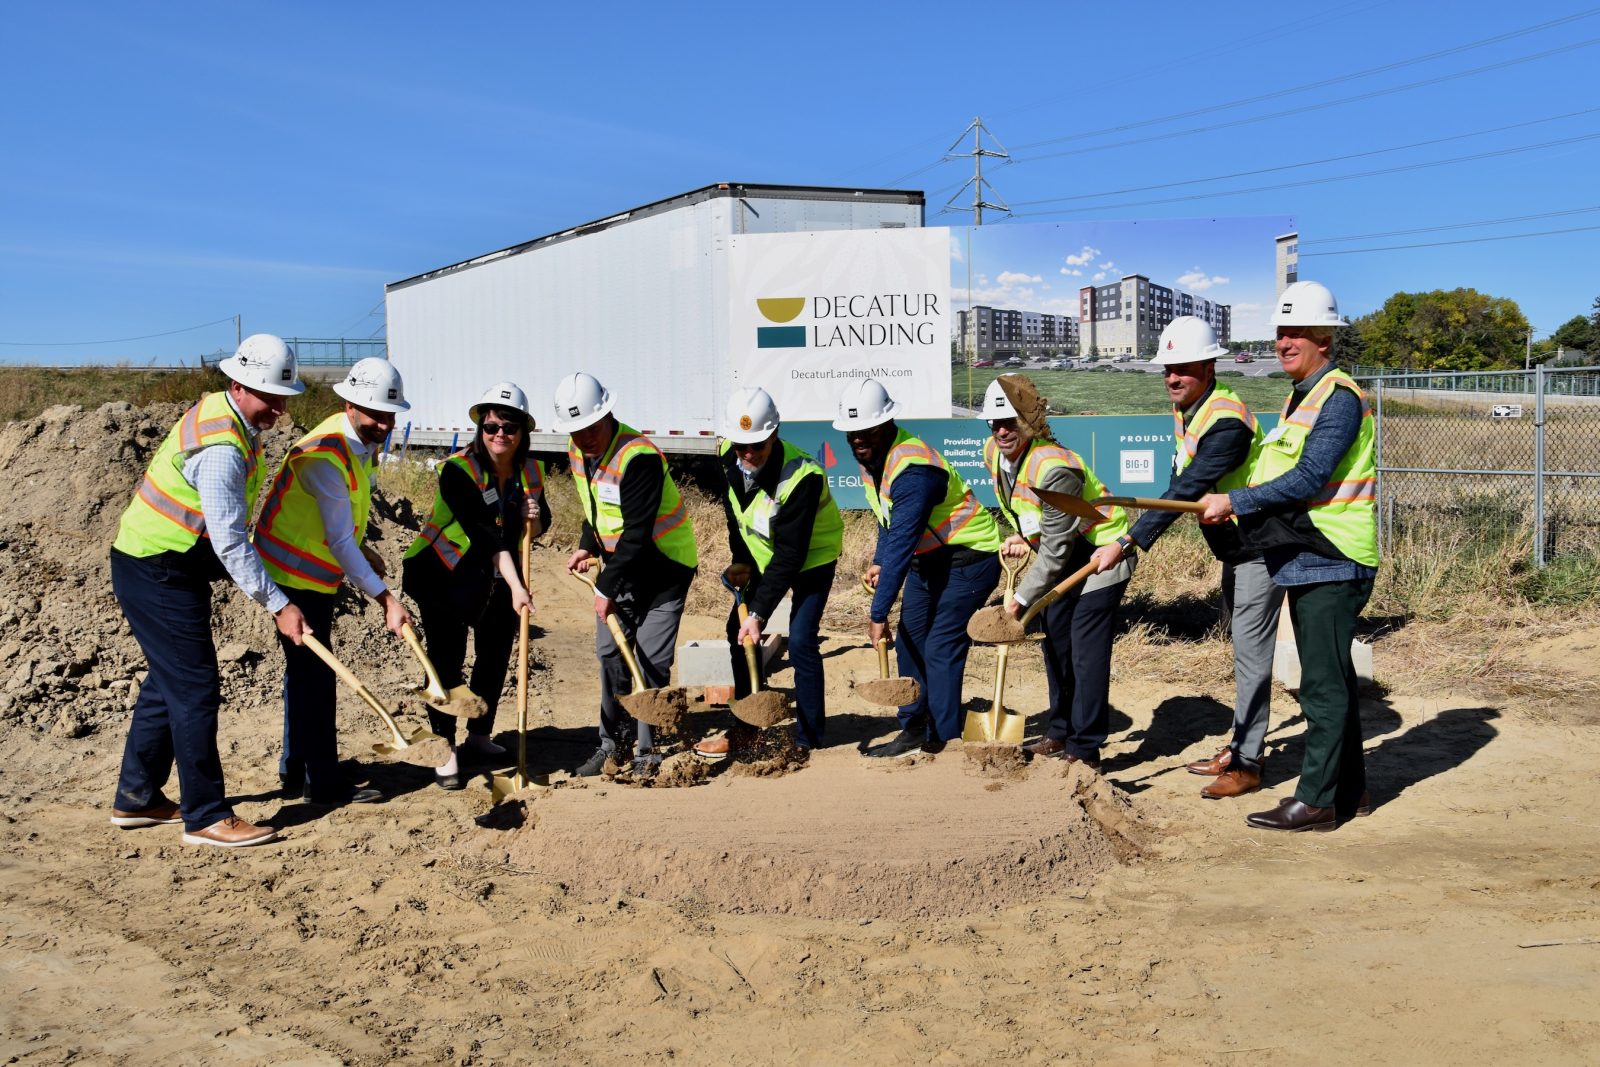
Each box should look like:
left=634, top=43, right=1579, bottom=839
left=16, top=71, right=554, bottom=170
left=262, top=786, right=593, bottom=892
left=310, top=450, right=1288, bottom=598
left=1263, top=424, right=1289, bottom=444
left=750, top=505, right=772, bottom=538
left=1020, top=512, right=1041, bottom=537
left=482, top=487, right=499, bottom=505
left=596, top=481, right=622, bottom=505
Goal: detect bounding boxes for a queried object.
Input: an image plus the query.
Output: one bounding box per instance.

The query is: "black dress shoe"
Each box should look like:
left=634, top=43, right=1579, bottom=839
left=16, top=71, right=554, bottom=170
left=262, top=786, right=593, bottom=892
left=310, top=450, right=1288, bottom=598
left=869, top=726, right=928, bottom=759
left=435, top=770, right=466, bottom=791
left=1247, top=799, right=1336, bottom=832
left=573, top=747, right=612, bottom=777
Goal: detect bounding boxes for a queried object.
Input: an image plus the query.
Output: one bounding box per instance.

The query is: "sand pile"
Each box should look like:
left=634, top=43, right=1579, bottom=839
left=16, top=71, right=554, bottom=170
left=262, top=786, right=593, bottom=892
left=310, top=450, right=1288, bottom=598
left=0, top=402, right=438, bottom=744
left=475, top=749, right=1146, bottom=920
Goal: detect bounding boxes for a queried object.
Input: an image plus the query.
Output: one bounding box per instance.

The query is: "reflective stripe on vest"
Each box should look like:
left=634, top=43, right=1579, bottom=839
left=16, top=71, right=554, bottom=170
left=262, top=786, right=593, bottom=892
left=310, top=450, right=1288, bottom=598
left=860, top=428, right=1002, bottom=554
left=404, top=450, right=546, bottom=570
left=720, top=438, right=844, bottom=573
left=1248, top=368, right=1379, bottom=567
left=567, top=422, right=698, bottom=567
left=982, top=437, right=1129, bottom=548
left=111, top=392, right=261, bottom=558
left=253, top=414, right=374, bottom=592
left=1173, top=381, right=1263, bottom=496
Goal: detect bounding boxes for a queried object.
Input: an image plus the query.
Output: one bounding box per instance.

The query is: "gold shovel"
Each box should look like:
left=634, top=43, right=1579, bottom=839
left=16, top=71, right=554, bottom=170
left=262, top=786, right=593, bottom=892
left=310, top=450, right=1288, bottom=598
left=730, top=593, right=791, bottom=729
left=963, top=552, right=1028, bottom=743
left=570, top=567, right=690, bottom=731
left=966, top=559, right=1099, bottom=646
left=300, top=634, right=450, bottom=764
left=492, top=521, right=545, bottom=802
left=853, top=638, right=922, bottom=707
left=399, top=622, right=488, bottom=719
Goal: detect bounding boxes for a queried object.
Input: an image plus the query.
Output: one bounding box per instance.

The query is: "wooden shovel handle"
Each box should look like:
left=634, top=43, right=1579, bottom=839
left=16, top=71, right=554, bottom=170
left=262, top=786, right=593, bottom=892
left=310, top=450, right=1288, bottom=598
left=399, top=621, right=446, bottom=695
left=737, top=601, right=761, bottom=691
left=301, top=633, right=404, bottom=741
left=1095, top=495, right=1207, bottom=514
left=1019, top=559, right=1099, bottom=626
left=516, top=520, right=532, bottom=733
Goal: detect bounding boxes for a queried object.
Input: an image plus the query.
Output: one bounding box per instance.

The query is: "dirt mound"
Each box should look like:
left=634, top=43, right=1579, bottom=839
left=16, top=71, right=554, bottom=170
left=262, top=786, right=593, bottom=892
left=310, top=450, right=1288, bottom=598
left=963, top=742, right=1029, bottom=781
left=473, top=747, right=1143, bottom=920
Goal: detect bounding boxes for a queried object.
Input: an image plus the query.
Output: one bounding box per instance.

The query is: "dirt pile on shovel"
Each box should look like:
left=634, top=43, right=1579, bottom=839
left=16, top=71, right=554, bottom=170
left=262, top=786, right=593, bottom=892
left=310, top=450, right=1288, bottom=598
left=0, top=402, right=438, bottom=745
left=620, top=687, right=690, bottom=731
left=730, top=689, right=790, bottom=728
left=853, top=677, right=920, bottom=706
left=967, top=605, right=1025, bottom=644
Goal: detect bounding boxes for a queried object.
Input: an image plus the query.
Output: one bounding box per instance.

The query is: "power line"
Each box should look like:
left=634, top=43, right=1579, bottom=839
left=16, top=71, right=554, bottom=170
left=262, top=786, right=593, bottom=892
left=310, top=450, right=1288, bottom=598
left=1303, top=204, right=1600, bottom=245
left=0, top=315, right=238, bottom=347
left=1008, top=35, right=1600, bottom=166
left=1009, top=130, right=1600, bottom=217
left=1009, top=106, right=1600, bottom=207
left=1011, top=7, right=1600, bottom=151
left=1300, top=222, right=1600, bottom=256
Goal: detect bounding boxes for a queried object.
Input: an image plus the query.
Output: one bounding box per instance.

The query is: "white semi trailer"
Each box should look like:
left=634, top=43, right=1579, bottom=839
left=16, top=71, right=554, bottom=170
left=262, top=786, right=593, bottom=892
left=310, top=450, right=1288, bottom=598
left=384, top=182, right=924, bottom=454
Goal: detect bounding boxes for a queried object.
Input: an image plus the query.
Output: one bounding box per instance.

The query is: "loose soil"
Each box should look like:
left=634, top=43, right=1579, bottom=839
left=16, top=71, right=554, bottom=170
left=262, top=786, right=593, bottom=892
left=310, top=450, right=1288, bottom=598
left=853, top=676, right=921, bottom=706
left=618, top=686, right=689, bottom=729
left=1, top=403, right=1598, bottom=1065
left=968, top=603, right=1027, bottom=643
left=729, top=689, right=791, bottom=728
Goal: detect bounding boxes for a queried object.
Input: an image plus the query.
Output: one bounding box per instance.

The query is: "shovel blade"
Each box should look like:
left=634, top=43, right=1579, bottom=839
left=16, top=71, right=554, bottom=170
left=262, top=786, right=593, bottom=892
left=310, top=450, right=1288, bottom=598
left=962, top=708, right=995, bottom=743
left=995, top=709, right=1027, bottom=745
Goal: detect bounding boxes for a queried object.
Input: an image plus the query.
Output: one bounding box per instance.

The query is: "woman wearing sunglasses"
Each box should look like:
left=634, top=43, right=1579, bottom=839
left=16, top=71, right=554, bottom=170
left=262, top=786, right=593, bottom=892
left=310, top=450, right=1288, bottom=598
left=402, top=382, right=549, bottom=789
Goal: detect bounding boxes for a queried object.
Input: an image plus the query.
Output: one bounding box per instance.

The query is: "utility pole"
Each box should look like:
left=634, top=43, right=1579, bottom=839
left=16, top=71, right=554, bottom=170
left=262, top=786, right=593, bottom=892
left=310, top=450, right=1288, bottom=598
left=942, top=117, right=1011, bottom=225
left=236, top=314, right=242, bottom=349
left=1525, top=325, right=1534, bottom=370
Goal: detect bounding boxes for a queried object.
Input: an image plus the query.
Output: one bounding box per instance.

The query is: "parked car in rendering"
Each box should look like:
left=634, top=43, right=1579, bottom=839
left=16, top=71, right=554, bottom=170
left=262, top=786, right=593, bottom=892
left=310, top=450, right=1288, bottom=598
left=1234, top=353, right=1254, bottom=363
left=972, top=359, right=995, bottom=368
left=1048, top=358, right=1071, bottom=370
left=1002, top=356, right=1025, bottom=368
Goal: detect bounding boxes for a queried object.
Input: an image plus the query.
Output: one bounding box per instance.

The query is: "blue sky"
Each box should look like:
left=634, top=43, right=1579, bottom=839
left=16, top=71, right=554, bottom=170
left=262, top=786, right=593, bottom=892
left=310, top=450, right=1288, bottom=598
left=3, top=1, right=1597, bottom=363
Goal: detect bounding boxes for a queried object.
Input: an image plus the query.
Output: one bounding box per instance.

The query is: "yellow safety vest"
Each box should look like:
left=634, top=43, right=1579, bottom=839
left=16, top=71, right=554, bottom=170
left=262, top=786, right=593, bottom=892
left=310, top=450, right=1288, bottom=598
left=404, top=449, right=546, bottom=570
left=1248, top=368, right=1379, bottom=568
left=252, top=414, right=375, bottom=592
left=861, top=427, right=1002, bottom=554
left=982, top=437, right=1129, bottom=549
left=568, top=422, right=697, bottom=568
left=1174, top=380, right=1262, bottom=495
left=112, top=392, right=262, bottom=558
left=720, top=438, right=843, bottom=573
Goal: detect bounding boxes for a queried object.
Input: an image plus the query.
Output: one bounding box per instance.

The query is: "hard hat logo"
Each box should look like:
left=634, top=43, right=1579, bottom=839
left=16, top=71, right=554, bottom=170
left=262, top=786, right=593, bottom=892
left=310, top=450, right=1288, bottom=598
left=739, top=414, right=753, bottom=431
left=848, top=408, right=858, bottom=419
left=1166, top=340, right=1174, bottom=349
left=568, top=406, right=581, bottom=418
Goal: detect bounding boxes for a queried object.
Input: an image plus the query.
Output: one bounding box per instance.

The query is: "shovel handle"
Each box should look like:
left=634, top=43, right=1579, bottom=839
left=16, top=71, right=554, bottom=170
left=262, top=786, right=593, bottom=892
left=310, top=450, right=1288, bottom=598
left=399, top=621, right=447, bottom=695
left=736, top=601, right=761, bottom=692
left=876, top=637, right=891, bottom=680
left=570, top=567, right=648, bottom=693
left=301, top=633, right=407, bottom=746
left=516, top=519, right=532, bottom=742
left=1019, top=559, right=1099, bottom=627
left=1095, top=495, right=1206, bottom=514
left=990, top=638, right=1011, bottom=713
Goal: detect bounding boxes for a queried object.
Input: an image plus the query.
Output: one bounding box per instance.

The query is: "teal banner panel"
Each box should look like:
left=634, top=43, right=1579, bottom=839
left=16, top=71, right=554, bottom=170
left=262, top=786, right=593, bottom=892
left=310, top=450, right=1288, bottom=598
left=781, top=413, right=1278, bottom=510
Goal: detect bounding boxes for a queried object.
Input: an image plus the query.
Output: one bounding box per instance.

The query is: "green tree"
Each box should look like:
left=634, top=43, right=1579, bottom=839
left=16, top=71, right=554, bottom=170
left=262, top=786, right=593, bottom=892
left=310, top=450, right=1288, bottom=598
left=1353, top=288, right=1529, bottom=371
left=1550, top=314, right=1593, bottom=355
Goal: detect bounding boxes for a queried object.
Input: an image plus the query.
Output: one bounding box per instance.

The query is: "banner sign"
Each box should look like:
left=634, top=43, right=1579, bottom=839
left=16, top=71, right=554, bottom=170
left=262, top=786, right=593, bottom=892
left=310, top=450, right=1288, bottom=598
left=782, top=413, right=1278, bottom=510
left=727, top=228, right=952, bottom=422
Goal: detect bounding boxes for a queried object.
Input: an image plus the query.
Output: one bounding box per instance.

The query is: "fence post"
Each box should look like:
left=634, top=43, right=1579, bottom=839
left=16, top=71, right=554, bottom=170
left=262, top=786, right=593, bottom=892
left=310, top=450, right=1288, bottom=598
left=1534, top=363, right=1547, bottom=568
left=1373, top=378, right=1385, bottom=556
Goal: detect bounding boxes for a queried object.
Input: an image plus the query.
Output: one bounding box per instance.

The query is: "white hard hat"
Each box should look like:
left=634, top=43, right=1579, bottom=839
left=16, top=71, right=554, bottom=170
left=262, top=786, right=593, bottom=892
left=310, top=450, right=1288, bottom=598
left=723, top=387, right=780, bottom=444
left=1150, top=316, right=1229, bottom=366
left=333, top=357, right=410, bottom=413
left=983, top=379, right=1017, bottom=419
left=1272, top=280, right=1349, bottom=328
left=551, top=372, right=615, bottom=433
left=469, top=381, right=535, bottom=431
left=831, top=378, right=898, bottom=432
left=218, top=334, right=305, bottom=397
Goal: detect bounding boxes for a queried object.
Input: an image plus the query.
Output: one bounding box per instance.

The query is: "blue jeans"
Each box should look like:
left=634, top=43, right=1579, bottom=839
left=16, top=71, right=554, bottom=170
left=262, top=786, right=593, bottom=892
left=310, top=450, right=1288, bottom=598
left=727, top=562, right=835, bottom=748
left=896, top=553, right=1001, bottom=743
left=110, top=548, right=233, bottom=833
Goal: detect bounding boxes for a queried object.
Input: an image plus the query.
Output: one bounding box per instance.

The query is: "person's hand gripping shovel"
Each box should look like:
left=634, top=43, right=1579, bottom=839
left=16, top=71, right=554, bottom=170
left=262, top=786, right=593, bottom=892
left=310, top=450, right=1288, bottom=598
left=492, top=519, right=546, bottom=803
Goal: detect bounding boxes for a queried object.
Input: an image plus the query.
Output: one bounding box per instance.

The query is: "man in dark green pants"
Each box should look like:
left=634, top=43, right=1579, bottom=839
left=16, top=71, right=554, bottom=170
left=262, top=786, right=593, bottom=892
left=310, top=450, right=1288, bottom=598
left=1198, top=280, right=1378, bottom=832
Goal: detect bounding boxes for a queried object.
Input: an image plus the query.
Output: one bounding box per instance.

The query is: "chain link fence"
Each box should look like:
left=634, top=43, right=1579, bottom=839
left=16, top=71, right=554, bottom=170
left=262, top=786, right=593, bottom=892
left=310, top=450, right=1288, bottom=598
left=1355, top=365, right=1600, bottom=567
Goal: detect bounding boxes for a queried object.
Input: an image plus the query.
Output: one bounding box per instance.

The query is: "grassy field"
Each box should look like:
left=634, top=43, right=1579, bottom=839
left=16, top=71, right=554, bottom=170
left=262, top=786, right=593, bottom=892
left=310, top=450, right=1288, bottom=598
left=952, top=365, right=1291, bottom=415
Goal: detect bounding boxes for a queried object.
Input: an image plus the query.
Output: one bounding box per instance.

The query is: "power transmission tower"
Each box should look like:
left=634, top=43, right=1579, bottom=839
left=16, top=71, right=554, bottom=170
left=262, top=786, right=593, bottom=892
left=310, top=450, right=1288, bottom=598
left=942, top=117, right=1011, bottom=225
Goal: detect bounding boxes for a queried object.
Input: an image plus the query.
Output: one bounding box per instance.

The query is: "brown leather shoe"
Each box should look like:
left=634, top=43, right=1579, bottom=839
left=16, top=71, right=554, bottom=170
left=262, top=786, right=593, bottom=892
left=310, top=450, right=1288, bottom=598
left=1246, top=799, right=1335, bottom=833
left=1064, top=752, right=1101, bottom=771
left=1024, top=737, right=1067, bottom=759
left=1200, top=766, right=1261, bottom=799
left=182, top=816, right=278, bottom=848
left=1186, top=747, right=1231, bottom=776
left=109, top=798, right=182, bottom=828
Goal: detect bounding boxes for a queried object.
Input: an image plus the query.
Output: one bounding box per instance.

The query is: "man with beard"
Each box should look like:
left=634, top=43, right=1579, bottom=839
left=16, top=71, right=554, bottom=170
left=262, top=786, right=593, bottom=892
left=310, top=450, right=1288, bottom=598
left=254, top=357, right=414, bottom=807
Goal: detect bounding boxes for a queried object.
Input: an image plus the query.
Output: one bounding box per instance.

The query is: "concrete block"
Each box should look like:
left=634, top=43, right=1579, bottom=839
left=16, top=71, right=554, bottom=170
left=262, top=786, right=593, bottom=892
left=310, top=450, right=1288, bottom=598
left=1272, top=638, right=1374, bottom=689
left=676, top=639, right=735, bottom=686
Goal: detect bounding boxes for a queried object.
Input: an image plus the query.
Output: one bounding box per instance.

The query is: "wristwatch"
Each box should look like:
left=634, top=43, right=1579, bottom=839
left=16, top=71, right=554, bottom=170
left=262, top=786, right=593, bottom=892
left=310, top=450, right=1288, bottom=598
left=1115, top=534, right=1137, bottom=556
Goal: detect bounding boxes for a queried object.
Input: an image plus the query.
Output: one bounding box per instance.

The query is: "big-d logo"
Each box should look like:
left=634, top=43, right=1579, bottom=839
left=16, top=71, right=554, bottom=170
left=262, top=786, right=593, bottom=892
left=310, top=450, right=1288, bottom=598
left=756, top=297, right=806, bottom=349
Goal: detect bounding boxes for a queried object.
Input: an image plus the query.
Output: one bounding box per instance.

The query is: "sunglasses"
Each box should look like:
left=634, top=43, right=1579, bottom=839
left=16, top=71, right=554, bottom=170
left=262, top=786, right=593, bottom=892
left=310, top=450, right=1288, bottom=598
left=987, top=417, right=1019, bottom=432
left=480, top=421, right=521, bottom=437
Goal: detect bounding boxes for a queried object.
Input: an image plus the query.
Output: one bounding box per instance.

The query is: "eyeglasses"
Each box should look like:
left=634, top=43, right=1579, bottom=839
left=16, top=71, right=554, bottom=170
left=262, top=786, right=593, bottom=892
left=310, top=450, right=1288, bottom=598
left=731, top=439, right=769, bottom=454
left=480, top=421, right=520, bottom=437
left=987, top=418, right=1019, bottom=432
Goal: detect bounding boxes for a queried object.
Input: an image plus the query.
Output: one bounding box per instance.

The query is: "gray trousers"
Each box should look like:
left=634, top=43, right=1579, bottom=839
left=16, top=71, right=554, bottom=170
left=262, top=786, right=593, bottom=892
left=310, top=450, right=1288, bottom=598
left=1221, top=557, right=1284, bottom=768
left=595, top=583, right=687, bottom=757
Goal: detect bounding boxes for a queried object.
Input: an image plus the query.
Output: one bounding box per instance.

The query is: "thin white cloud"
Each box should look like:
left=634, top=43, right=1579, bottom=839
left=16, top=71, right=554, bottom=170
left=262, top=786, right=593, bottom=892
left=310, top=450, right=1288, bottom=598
left=1063, top=245, right=1099, bottom=267
left=997, top=271, right=1043, bottom=285
left=1176, top=268, right=1230, bottom=292
left=1059, top=267, right=1082, bottom=276
left=949, top=234, right=965, bottom=262
left=1092, top=271, right=1108, bottom=282
left=1098, top=261, right=1115, bottom=271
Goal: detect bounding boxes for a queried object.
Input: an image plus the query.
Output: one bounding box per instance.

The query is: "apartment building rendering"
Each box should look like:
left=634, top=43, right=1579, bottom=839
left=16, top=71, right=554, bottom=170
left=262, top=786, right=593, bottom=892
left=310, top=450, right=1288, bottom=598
left=957, top=305, right=1080, bottom=361
left=1077, top=275, right=1231, bottom=358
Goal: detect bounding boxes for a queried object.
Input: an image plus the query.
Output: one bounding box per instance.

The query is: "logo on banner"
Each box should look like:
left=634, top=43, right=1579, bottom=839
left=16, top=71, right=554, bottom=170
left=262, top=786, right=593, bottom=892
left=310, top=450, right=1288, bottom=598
left=819, top=440, right=838, bottom=469
left=756, top=297, right=807, bottom=349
